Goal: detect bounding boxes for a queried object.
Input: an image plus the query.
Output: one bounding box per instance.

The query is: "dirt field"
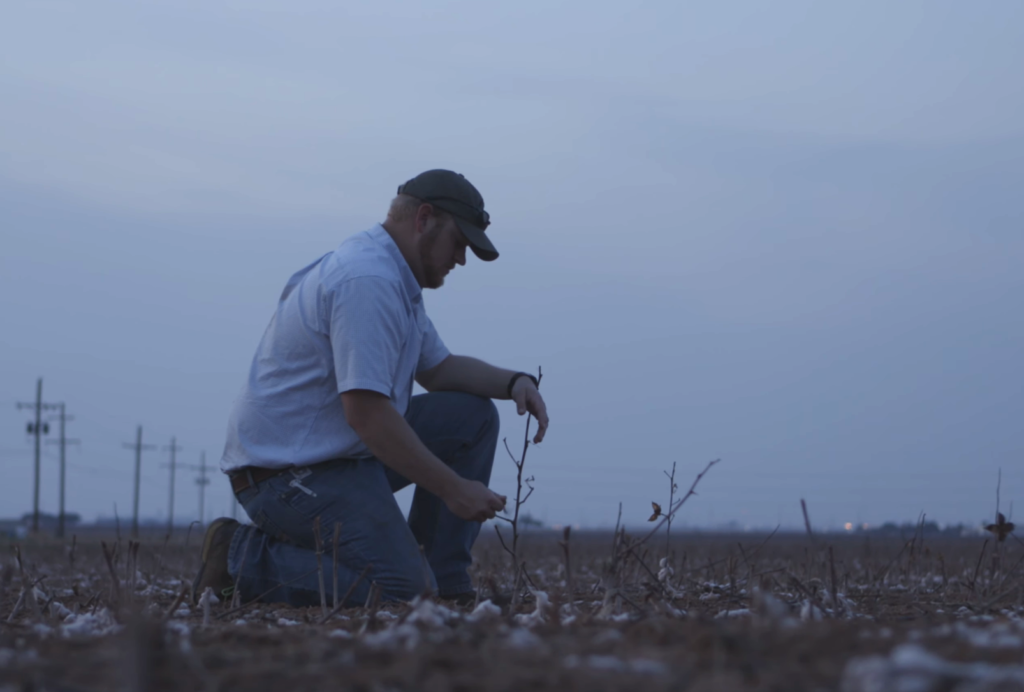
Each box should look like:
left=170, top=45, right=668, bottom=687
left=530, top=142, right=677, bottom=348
left=2, top=525, right=1022, bottom=692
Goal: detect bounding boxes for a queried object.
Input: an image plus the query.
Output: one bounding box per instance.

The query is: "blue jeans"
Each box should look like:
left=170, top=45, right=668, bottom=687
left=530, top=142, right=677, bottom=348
left=227, top=392, right=499, bottom=606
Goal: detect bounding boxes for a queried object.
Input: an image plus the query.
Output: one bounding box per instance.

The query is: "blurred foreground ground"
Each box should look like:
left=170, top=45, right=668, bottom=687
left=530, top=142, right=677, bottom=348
left=2, top=528, right=1023, bottom=691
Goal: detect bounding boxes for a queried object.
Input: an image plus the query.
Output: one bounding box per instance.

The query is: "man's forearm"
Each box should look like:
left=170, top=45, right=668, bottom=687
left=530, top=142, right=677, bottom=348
left=342, top=392, right=462, bottom=499
left=418, top=355, right=520, bottom=399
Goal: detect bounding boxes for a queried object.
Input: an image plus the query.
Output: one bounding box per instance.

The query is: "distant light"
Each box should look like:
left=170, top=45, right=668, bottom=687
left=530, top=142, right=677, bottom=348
left=862, top=523, right=870, bottom=530
left=844, top=522, right=853, bottom=531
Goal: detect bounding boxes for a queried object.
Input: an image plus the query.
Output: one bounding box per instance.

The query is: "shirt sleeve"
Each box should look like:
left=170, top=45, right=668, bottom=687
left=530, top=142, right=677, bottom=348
left=417, top=313, right=450, bottom=373
left=328, top=276, right=409, bottom=397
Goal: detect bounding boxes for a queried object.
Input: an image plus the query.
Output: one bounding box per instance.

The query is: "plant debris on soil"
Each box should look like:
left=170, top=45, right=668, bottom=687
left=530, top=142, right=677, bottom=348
left=2, top=527, right=1023, bottom=692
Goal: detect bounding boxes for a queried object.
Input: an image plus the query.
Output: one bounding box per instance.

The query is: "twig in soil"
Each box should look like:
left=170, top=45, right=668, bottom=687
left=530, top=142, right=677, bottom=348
left=359, top=582, right=382, bottom=634
left=230, top=528, right=253, bottom=610
left=101, top=541, right=122, bottom=608
left=662, top=461, right=678, bottom=557
left=418, top=545, right=434, bottom=597
left=497, top=367, right=542, bottom=597
left=829, top=546, right=840, bottom=613
left=6, top=589, right=25, bottom=623
left=200, top=586, right=213, bottom=626
left=163, top=587, right=189, bottom=620
left=318, top=563, right=373, bottom=624
left=216, top=567, right=321, bottom=621
left=970, top=539, right=990, bottom=594
left=800, top=499, right=815, bottom=545
left=312, top=516, right=327, bottom=618
left=874, top=538, right=913, bottom=588
left=332, top=522, right=341, bottom=610
left=624, top=459, right=720, bottom=556
left=559, top=526, right=575, bottom=610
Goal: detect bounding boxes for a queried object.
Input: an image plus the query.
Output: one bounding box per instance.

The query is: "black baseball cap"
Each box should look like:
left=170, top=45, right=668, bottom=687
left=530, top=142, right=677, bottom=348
left=397, top=169, right=498, bottom=261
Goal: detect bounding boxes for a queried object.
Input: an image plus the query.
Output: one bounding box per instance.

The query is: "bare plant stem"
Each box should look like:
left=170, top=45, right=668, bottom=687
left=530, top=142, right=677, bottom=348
left=494, top=367, right=542, bottom=602
left=312, top=516, right=327, bottom=617
left=318, top=563, right=373, bottom=624
left=332, top=522, right=341, bottom=611
left=559, top=526, right=574, bottom=609
left=624, top=459, right=719, bottom=557
left=101, top=541, right=121, bottom=608
left=664, top=461, right=677, bottom=557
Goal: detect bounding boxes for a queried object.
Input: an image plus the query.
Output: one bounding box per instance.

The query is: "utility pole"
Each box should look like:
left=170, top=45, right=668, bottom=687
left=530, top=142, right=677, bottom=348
left=122, top=426, right=156, bottom=539
left=16, top=378, right=59, bottom=533
left=45, top=404, right=79, bottom=539
left=176, top=452, right=212, bottom=526
left=161, top=437, right=184, bottom=535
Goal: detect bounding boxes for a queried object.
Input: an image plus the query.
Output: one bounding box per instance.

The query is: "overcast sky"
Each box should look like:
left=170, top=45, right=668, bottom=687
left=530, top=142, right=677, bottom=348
left=2, top=1, right=1022, bottom=532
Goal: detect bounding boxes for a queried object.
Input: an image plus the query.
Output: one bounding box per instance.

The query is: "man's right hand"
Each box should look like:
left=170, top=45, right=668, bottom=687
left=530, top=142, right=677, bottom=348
left=444, top=478, right=507, bottom=522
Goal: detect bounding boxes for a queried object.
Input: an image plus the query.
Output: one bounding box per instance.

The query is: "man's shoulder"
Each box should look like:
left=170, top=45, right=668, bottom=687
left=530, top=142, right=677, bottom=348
left=321, top=227, right=404, bottom=289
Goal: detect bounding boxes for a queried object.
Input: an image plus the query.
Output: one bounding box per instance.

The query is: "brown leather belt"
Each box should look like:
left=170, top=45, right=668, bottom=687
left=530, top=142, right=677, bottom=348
left=229, top=466, right=287, bottom=495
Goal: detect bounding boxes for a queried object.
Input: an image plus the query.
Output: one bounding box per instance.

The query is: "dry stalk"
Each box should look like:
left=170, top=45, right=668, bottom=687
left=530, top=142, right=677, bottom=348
left=621, top=459, right=720, bottom=563
left=312, top=516, right=328, bottom=618
left=559, top=526, right=575, bottom=610
left=332, top=522, right=341, bottom=610
left=163, top=587, right=189, bottom=620
left=230, top=528, right=253, bottom=610
left=217, top=567, right=321, bottom=621
left=418, top=545, right=434, bottom=597
left=200, top=586, right=213, bottom=627
left=829, top=546, right=840, bottom=613
left=358, top=582, right=382, bottom=634
left=318, top=562, right=373, bottom=624
left=101, top=541, right=122, bottom=608
left=494, top=367, right=543, bottom=605
left=663, top=461, right=678, bottom=557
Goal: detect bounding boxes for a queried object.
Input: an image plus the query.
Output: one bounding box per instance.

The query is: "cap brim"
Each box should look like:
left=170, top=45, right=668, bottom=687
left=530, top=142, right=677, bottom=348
left=454, top=217, right=498, bottom=262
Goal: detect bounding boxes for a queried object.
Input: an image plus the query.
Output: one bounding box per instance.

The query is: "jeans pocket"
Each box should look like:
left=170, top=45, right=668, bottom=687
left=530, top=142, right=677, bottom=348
left=251, top=508, right=295, bottom=545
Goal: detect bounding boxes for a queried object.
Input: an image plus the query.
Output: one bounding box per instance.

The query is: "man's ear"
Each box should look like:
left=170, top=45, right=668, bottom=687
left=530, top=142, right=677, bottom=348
left=414, top=203, right=434, bottom=236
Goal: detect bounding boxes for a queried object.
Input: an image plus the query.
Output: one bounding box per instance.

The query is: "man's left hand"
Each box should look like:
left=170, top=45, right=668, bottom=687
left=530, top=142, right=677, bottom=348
left=511, top=377, right=549, bottom=444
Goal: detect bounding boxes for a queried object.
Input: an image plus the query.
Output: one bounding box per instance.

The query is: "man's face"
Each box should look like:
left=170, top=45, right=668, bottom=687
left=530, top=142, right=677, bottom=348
left=418, top=214, right=468, bottom=289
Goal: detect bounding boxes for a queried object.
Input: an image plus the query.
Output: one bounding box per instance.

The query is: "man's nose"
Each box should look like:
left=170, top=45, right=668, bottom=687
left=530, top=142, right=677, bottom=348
left=455, top=246, right=467, bottom=266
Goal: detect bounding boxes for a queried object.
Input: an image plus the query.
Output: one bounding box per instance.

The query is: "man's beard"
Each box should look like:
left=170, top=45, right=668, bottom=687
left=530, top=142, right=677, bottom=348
left=419, top=226, right=446, bottom=289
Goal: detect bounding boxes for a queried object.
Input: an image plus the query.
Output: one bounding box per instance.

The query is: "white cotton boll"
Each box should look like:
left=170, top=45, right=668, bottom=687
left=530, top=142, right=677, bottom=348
left=468, top=599, right=501, bottom=622
left=628, top=659, right=669, bottom=676
left=405, top=597, right=457, bottom=628
left=59, top=609, right=121, bottom=638
left=505, top=628, right=545, bottom=650
left=276, top=618, right=300, bottom=627
left=30, top=624, right=53, bottom=637
left=715, top=609, right=751, bottom=619
left=362, top=623, right=420, bottom=651
left=800, top=600, right=823, bottom=622
left=48, top=602, right=72, bottom=620
left=513, top=591, right=550, bottom=628
left=328, top=629, right=353, bottom=639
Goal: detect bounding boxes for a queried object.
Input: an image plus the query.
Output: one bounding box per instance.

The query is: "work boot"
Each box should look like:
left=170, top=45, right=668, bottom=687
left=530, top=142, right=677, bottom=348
left=192, top=518, right=240, bottom=604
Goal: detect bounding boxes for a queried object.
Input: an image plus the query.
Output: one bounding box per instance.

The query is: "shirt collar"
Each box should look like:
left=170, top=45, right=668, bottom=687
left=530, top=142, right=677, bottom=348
left=368, top=224, right=423, bottom=304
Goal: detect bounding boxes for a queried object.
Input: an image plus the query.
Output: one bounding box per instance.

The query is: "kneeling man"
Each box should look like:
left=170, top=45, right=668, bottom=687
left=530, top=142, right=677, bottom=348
left=194, top=170, right=549, bottom=606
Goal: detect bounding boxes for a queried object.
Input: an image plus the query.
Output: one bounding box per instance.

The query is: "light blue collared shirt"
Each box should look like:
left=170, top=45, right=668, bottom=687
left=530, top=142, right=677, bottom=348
left=221, top=225, right=450, bottom=472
